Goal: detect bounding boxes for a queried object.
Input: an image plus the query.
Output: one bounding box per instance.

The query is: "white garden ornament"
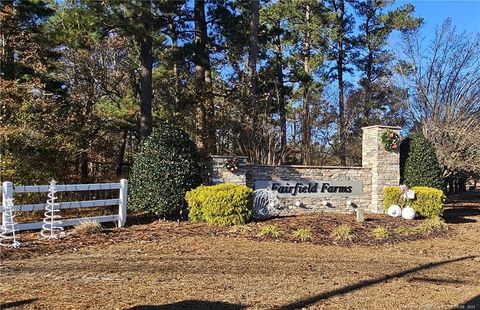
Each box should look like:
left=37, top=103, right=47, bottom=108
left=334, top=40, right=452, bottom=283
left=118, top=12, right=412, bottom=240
left=252, top=189, right=281, bottom=220
left=387, top=204, right=402, bottom=217
left=402, top=207, right=416, bottom=220
left=40, top=180, right=64, bottom=239
left=0, top=198, right=21, bottom=248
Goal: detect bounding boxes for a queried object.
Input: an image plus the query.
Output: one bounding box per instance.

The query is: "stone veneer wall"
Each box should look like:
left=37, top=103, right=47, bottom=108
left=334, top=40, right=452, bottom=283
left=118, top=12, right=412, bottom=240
left=210, top=125, right=400, bottom=214
left=247, top=165, right=371, bottom=214
left=210, top=155, right=248, bottom=185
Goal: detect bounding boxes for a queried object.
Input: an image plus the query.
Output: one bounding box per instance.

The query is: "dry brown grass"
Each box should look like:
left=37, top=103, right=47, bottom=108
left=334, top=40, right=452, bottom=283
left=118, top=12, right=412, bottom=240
left=0, top=198, right=479, bottom=309
left=71, top=220, right=103, bottom=236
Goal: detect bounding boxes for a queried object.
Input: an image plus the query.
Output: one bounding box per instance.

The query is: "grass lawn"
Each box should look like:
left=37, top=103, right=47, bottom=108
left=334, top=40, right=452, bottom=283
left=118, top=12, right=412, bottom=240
left=1, top=195, right=479, bottom=309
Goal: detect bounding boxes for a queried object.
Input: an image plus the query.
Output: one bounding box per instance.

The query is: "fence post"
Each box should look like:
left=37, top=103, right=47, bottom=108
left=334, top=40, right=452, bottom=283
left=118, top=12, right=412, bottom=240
left=2, top=182, right=13, bottom=230
left=118, top=179, right=128, bottom=227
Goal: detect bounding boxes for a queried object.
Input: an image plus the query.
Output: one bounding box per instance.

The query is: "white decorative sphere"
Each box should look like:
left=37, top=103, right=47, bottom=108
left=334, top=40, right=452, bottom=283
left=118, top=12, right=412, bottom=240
left=295, top=201, right=301, bottom=207
left=402, top=207, right=416, bottom=220
left=346, top=200, right=352, bottom=207
left=387, top=204, right=402, bottom=217
left=322, top=200, right=328, bottom=206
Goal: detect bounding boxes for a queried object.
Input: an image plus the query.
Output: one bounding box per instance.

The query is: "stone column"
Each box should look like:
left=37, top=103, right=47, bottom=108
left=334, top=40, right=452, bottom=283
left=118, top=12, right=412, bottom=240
left=362, top=125, right=400, bottom=213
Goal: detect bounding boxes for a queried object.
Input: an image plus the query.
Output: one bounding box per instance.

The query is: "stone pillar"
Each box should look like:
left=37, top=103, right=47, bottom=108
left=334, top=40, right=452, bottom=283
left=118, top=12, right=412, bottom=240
left=209, top=155, right=248, bottom=185
left=362, top=125, right=400, bottom=213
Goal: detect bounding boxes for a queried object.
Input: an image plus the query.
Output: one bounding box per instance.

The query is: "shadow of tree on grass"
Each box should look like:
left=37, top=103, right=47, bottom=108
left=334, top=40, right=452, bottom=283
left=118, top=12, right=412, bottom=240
left=0, top=298, right=37, bottom=309
left=275, top=256, right=476, bottom=310
left=453, top=295, right=480, bottom=309
left=444, top=207, right=480, bottom=224
left=129, top=300, right=244, bottom=310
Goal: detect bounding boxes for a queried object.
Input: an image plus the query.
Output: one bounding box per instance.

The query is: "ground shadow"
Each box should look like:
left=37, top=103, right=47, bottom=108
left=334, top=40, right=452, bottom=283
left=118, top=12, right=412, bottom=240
left=443, top=207, right=480, bottom=224
left=452, top=295, right=480, bottom=309
left=129, top=300, right=244, bottom=310
left=125, top=214, right=162, bottom=227
left=407, top=276, right=467, bottom=285
left=443, top=193, right=480, bottom=224
left=0, top=298, right=37, bottom=309
left=275, top=256, right=476, bottom=310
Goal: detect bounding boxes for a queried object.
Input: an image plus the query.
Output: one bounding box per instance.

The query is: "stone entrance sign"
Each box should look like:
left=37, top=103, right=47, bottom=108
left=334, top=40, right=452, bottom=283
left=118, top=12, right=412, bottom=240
left=210, top=125, right=400, bottom=214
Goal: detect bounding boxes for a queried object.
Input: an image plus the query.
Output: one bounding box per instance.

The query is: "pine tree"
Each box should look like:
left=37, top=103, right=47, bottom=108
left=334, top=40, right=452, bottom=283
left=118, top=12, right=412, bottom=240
left=324, top=0, right=356, bottom=165
left=352, top=0, right=422, bottom=123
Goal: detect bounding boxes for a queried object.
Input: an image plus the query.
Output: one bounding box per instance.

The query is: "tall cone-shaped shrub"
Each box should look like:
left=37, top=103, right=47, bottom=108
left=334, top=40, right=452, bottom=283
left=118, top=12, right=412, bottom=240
left=129, top=124, right=203, bottom=218
left=403, top=133, right=443, bottom=190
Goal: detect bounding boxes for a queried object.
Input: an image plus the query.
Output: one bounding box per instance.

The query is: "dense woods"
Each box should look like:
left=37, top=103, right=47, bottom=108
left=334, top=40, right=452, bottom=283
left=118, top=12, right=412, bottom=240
left=0, top=0, right=478, bottom=185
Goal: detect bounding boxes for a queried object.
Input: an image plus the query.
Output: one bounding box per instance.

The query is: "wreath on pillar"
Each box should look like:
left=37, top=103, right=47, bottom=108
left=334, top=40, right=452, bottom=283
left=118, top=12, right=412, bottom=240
left=381, top=131, right=400, bottom=151
left=224, top=157, right=240, bottom=173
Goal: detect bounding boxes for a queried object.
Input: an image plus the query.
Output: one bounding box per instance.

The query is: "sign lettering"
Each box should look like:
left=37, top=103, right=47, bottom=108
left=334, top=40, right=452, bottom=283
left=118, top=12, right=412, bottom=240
left=255, top=180, right=363, bottom=197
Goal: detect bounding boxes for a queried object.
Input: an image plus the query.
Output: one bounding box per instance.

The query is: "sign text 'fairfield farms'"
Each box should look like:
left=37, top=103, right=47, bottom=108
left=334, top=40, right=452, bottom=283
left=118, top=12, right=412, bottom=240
left=254, top=180, right=363, bottom=197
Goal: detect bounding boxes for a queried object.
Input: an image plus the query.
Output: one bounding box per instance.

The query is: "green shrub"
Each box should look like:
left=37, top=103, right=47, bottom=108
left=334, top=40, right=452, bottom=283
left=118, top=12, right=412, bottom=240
left=257, top=224, right=282, bottom=238
left=409, top=187, right=445, bottom=218
left=331, top=224, right=354, bottom=242
left=383, top=186, right=402, bottom=208
left=373, top=226, right=389, bottom=239
left=403, top=133, right=444, bottom=189
left=293, top=228, right=312, bottom=242
left=383, top=186, right=445, bottom=218
left=185, top=183, right=253, bottom=226
left=129, top=124, right=202, bottom=218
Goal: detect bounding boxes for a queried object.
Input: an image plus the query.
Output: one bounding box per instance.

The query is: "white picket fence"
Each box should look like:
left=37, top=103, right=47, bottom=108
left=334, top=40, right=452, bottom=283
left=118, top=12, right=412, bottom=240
left=0, top=179, right=128, bottom=232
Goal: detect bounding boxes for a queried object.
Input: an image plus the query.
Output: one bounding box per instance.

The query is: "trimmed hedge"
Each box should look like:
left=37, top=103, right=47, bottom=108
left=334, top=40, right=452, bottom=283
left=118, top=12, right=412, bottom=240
left=186, top=183, right=253, bottom=226
left=129, top=124, right=203, bottom=218
left=383, top=186, right=445, bottom=218
left=403, top=133, right=444, bottom=189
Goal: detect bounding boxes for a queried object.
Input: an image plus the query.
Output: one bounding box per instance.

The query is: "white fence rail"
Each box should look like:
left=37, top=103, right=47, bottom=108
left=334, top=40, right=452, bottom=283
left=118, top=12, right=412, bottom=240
left=0, top=179, right=128, bottom=232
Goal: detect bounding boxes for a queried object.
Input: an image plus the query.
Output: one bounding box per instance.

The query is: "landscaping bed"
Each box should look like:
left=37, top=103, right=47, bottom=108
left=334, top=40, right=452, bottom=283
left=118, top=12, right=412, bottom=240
left=0, top=211, right=449, bottom=261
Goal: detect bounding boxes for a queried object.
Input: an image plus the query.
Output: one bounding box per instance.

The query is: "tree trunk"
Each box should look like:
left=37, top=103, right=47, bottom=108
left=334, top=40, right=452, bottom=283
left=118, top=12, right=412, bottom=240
left=338, top=40, right=346, bottom=165
left=363, top=12, right=373, bottom=123
left=459, top=178, right=467, bottom=192
left=448, top=177, right=454, bottom=195
left=80, top=152, right=89, bottom=181
left=116, top=129, right=128, bottom=177
left=168, top=19, right=180, bottom=118
left=194, top=0, right=215, bottom=154
left=301, top=4, right=311, bottom=165
left=138, top=0, right=153, bottom=143
left=337, top=0, right=347, bottom=166
left=275, top=28, right=287, bottom=162
left=247, top=0, right=259, bottom=102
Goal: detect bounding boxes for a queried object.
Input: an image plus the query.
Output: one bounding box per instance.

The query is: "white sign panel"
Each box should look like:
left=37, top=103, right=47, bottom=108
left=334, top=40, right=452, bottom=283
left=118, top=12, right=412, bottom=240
left=254, top=180, right=363, bottom=197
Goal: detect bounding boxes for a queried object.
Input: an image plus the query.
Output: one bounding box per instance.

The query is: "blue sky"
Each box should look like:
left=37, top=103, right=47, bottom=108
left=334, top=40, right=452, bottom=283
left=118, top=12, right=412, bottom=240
left=396, top=0, right=480, bottom=35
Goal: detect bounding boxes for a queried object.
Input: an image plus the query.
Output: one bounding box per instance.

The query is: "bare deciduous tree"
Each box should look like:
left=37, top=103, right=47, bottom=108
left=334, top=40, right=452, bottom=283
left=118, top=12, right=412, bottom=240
left=400, top=19, right=480, bottom=178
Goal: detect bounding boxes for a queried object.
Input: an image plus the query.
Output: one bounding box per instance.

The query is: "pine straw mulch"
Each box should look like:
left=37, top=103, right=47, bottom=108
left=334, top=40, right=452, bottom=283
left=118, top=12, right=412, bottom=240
left=0, top=212, right=450, bottom=261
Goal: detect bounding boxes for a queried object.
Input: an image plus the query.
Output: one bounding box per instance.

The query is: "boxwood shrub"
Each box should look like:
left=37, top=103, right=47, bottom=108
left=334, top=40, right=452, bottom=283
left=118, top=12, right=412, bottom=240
left=185, top=183, right=253, bottom=226
left=129, top=124, right=202, bottom=218
left=383, top=186, right=445, bottom=218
